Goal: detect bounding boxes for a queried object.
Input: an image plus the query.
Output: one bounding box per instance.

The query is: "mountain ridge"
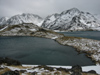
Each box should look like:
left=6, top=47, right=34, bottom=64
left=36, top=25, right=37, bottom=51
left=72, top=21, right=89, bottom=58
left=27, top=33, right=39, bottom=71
left=0, top=8, right=100, bottom=31
left=42, top=8, right=100, bottom=31
left=0, top=13, right=43, bottom=26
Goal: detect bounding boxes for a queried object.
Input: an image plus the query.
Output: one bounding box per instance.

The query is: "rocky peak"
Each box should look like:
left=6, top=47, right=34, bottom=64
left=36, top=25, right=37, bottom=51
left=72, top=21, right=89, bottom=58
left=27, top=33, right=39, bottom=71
left=61, top=8, right=80, bottom=15
left=21, top=13, right=43, bottom=19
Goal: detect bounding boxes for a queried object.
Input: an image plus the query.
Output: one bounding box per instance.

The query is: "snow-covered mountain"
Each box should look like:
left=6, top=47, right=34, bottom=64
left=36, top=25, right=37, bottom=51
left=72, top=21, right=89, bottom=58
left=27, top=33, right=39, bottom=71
left=42, top=8, right=100, bottom=31
left=0, top=8, right=100, bottom=31
left=0, top=17, right=9, bottom=25
left=0, top=13, right=43, bottom=26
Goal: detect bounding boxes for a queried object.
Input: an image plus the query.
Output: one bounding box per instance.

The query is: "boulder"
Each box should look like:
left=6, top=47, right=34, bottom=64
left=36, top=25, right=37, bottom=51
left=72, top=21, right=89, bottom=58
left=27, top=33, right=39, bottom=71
left=0, top=57, right=4, bottom=64
left=71, top=65, right=82, bottom=75
left=0, top=57, right=21, bottom=66
left=20, top=70, right=27, bottom=73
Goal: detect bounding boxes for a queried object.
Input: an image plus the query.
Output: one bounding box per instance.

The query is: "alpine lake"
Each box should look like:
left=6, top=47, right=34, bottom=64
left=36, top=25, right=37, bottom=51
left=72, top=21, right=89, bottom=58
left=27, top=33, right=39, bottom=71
left=0, top=31, right=100, bottom=66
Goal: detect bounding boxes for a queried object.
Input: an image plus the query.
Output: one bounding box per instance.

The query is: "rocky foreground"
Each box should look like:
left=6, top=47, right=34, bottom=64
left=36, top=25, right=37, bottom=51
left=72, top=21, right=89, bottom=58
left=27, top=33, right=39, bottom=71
left=0, top=57, right=100, bottom=75
left=0, top=23, right=100, bottom=64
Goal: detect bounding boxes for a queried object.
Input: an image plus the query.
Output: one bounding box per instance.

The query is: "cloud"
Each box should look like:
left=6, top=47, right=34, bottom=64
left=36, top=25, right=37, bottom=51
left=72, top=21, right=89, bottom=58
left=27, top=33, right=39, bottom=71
left=0, top=0, right=100, bottom=18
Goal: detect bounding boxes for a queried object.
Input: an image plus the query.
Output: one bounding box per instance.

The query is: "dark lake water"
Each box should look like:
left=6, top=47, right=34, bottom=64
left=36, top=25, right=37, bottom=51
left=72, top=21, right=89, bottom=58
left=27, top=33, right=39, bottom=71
left=0, top=36, right=95, bottom=66
left=60, top=31, right=100, bottom=40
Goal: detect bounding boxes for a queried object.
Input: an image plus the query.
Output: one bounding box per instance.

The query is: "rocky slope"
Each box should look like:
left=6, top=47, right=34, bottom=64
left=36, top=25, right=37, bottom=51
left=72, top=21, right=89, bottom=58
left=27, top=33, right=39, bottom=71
left=0, top=23, right=64, bottom=39
left=0, top=13, right=43, bottom=26
left=42, top=8, right=100, bottom=31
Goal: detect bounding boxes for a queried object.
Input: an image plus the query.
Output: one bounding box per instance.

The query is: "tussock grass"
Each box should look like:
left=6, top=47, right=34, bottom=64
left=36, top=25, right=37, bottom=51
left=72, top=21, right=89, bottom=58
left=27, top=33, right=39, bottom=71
left=9, top=65, right=33, bottom=69
left=58, top=36, right=83, bottom=40
left=38, top=28, right=64, bottom=35
left=0, top=68, right=11, bottom=75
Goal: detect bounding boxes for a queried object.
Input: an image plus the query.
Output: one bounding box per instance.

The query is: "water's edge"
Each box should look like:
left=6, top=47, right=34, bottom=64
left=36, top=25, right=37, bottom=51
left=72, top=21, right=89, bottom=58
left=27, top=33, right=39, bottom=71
left=0, top=36, right=95, bottom=66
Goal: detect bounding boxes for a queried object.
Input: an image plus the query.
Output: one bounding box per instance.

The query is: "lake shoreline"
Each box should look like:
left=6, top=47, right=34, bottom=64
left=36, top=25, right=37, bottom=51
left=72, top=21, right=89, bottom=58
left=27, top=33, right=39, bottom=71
left=54, top=39, right=96, bottom=64
left=0, top=23, right=100, bottom=65
left=0, top=36, right=95, bottom=66
left=56, top=36, right=100, bottom=64
left=0, top=35, right=99, bottom=65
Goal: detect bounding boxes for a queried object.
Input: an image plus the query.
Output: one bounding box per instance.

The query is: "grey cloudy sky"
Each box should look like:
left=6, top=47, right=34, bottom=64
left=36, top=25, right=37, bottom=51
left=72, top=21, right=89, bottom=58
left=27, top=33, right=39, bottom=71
left=0, top=0, right=100, bottom=18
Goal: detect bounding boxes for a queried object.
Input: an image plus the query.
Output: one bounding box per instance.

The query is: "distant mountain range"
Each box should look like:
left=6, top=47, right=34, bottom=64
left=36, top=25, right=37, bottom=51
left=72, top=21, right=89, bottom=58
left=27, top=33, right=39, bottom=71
left=0, top=13, right=43, bottom=26
left=0, top=8, right=100, bottom=31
